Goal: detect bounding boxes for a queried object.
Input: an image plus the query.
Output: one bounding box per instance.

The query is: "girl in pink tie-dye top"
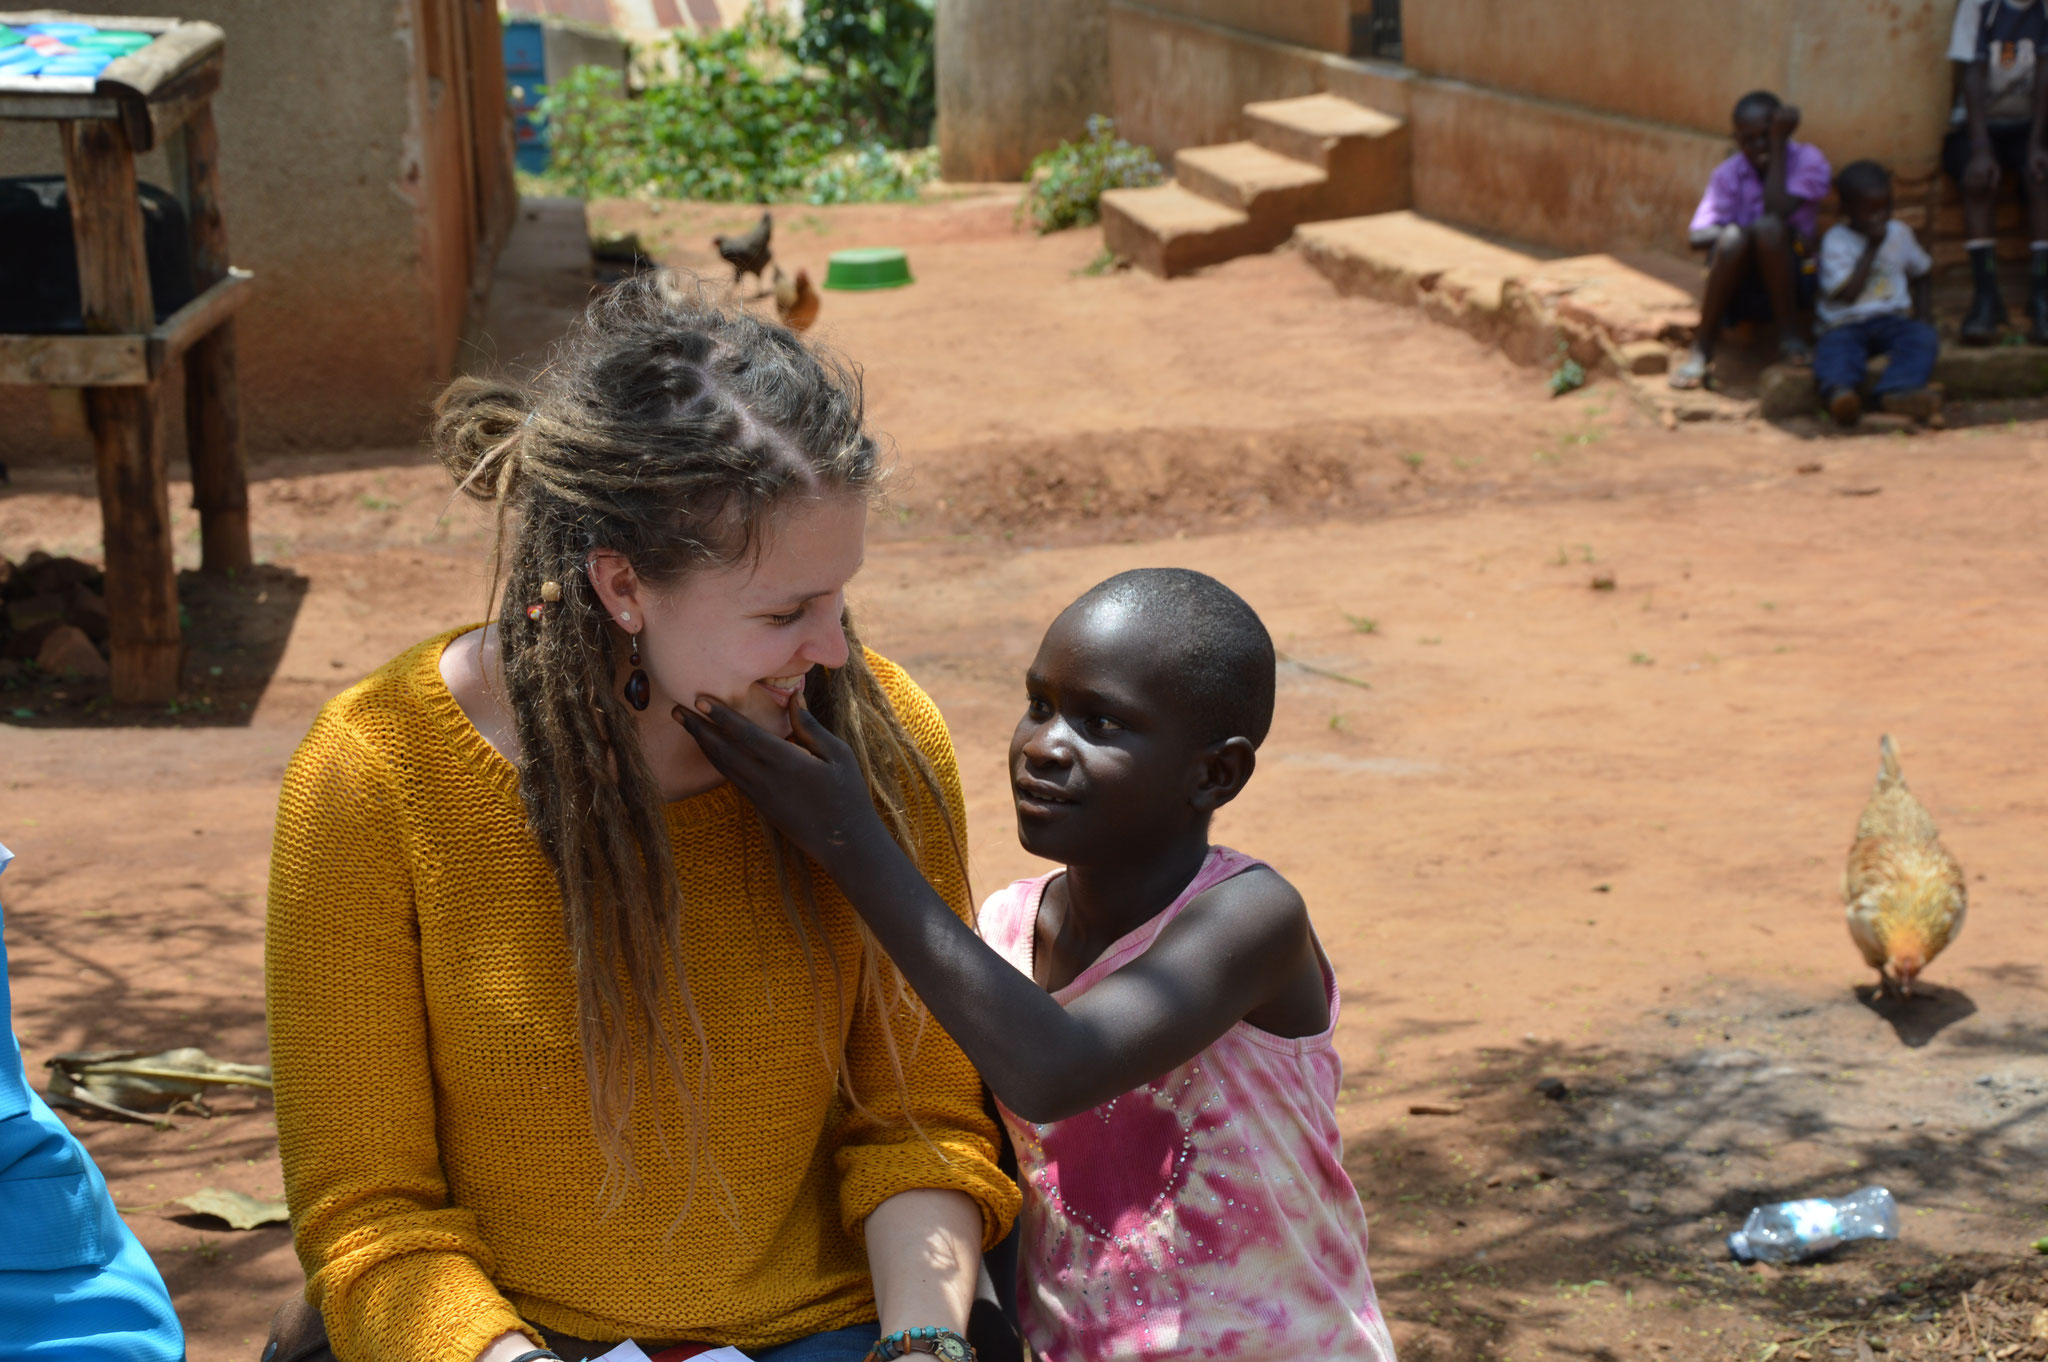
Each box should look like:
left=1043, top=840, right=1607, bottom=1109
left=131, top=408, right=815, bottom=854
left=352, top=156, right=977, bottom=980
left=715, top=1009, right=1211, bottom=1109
left=683, top=568, right=1395, bottom=1362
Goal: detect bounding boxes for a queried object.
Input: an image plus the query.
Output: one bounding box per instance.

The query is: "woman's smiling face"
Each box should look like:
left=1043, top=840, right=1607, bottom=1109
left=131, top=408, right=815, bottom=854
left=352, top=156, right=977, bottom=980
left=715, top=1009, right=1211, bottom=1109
left=604, top=492, right=866, bottom=740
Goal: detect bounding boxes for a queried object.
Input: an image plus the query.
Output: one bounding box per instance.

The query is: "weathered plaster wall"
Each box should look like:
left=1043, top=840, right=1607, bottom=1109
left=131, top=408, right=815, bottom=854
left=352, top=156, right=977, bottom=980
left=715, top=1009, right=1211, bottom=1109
left=1407, top=81, right=1730, bottom=255
left=936, top=0, right=1109, bottom=181
left=1404, top=0, right=1950, bottom=174
left=1131, top=0, right=1349, bottom=54
left=0, top=0, right=509, bottom=462
left=1108, top=0, right=1408, bottom=159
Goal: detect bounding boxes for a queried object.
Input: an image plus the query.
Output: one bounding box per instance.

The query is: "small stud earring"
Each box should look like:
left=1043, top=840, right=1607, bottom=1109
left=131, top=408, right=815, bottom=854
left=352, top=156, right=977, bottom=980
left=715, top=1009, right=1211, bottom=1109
left=618, top=610, right=631, bottom=623
left=624, top=632, right=650, bottom=711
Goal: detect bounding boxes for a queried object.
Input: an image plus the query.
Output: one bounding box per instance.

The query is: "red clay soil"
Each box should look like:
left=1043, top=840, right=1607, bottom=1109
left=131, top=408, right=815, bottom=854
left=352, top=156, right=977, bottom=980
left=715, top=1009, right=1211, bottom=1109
left=2, top=195, right=2045, bottom=1361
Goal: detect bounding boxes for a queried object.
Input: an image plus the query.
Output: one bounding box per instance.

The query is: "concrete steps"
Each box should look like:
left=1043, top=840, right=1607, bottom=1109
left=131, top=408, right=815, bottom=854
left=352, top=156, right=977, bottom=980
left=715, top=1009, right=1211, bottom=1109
left=1102, top=93, right=1410, bottom=278
left=1296, top=210, right=1701, bottom=375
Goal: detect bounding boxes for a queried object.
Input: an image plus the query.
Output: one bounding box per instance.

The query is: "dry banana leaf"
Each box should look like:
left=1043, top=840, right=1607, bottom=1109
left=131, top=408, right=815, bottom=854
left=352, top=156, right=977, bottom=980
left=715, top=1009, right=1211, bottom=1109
left=174, top=1187, right=290, bottom=1230
left=45, top=1047, right=272, bottom=1124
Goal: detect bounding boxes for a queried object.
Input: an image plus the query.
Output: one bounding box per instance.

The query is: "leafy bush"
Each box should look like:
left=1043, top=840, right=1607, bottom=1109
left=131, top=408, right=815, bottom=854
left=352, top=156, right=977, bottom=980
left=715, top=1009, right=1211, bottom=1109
left=1020, top=116, right=1165, bottom=234
left=535, top=4, right=937, bottom=205
left=803, top=144, right=938, bottom=203
left=790, top=0, right=936, bottom=149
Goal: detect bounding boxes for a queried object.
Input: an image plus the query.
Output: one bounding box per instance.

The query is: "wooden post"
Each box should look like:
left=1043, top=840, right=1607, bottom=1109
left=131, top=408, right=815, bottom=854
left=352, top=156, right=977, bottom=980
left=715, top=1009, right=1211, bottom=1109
left=60, top=117, right=182, bottom=704
left=169, top=104, right=251, bottom=575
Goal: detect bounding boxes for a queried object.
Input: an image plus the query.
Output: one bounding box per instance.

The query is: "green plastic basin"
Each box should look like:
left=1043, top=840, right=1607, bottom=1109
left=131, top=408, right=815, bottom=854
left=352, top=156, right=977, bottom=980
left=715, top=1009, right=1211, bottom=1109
left=823, top=247, right=913, bottom=291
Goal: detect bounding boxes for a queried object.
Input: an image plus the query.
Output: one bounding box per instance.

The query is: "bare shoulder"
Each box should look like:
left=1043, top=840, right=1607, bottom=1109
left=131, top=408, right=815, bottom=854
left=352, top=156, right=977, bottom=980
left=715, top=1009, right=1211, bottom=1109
left=1173, top=862, right=1311, bottom=948
left=439, top=624, right=520, bottom=762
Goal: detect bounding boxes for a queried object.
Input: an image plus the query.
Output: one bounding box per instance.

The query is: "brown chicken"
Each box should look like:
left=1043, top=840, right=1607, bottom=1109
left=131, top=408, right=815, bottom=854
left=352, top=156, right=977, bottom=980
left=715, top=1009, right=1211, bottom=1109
left=1844, top=735, right=1967, bottom=997
left=713, top=211, right=773, bottom=292
left=772, top=264, right=819, bottom=331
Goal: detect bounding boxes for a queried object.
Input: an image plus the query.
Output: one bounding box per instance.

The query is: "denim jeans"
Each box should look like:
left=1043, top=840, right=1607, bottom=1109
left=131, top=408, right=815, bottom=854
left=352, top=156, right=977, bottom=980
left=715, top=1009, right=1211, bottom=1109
left=1814, top=313, right=1938, bottom=396
left=754, top=1325, right=878, bottom=1362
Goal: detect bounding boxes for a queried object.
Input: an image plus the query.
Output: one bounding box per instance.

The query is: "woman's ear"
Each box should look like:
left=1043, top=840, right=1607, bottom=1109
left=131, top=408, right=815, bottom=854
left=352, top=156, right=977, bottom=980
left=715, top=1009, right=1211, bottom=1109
left=1190, top=737, right=1257, bottom=812
left=585, top=551, right=644, bottom=624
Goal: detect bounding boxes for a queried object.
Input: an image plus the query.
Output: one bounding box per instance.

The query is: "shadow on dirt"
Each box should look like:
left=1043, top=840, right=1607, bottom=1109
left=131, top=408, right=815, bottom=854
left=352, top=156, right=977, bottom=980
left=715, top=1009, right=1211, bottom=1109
left=1348, top=986, right=2048, bottom=1360
left=1, top=564, right=308, bottom=728
left=1855, top=982, right=1979, bottom=1048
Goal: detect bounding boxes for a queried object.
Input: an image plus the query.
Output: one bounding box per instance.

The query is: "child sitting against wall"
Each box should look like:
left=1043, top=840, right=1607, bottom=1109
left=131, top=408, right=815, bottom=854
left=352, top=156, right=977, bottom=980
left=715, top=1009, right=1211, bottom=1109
left=683, top=569, right=1396, bottom=1362
left=1672, top=90, right=1834, bottom=390
left=1815, top=160, right=1941, bottom=426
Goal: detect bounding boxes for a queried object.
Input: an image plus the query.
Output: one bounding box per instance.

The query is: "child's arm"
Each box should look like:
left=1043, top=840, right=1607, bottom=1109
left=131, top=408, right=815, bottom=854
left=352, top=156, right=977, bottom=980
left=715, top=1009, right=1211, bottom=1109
left=1825, top=231, right=1883, bottom=306
left=1761, top=103, right=1802, bottom=220
left=679, top=696, right=1316, bottom=1124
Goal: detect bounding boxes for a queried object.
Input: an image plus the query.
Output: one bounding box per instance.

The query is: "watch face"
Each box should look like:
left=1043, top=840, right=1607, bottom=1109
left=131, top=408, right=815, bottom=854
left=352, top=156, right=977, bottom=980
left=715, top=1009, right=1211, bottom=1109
left=932, top=1339, right=971, bottom=1362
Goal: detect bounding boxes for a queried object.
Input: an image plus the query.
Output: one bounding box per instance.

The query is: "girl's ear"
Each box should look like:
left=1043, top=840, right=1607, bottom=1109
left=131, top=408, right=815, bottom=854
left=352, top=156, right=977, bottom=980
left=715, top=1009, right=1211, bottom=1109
left=1189, top=736, right=1257, bottom=812
left=585, top=551, right=645, bottom=623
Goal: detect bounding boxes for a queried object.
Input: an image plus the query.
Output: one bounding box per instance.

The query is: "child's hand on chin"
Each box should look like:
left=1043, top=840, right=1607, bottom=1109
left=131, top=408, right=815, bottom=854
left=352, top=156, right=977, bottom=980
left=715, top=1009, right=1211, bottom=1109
left=676, top=692, right=884, bottom=867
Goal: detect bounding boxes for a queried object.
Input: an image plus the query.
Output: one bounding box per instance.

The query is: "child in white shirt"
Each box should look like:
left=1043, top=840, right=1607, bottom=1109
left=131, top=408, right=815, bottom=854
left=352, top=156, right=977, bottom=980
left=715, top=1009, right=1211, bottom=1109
left=1815, top=160, right=1939, bottom=426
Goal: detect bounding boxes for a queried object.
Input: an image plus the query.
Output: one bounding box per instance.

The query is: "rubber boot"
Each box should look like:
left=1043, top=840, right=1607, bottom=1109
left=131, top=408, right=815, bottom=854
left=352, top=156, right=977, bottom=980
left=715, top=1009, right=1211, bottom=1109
left=1961, top=285, right=2008, bottom=345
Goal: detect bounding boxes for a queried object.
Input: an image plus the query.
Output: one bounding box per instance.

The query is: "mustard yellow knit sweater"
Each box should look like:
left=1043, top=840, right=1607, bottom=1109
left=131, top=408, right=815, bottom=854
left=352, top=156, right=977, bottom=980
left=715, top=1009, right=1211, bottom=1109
left=265, top=628, right=1017, bottom=1362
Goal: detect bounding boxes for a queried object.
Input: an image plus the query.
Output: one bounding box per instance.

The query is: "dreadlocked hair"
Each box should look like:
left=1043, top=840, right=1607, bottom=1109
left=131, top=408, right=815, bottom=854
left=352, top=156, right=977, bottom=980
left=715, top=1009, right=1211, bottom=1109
left=430, top=271, right=962, bottom=1208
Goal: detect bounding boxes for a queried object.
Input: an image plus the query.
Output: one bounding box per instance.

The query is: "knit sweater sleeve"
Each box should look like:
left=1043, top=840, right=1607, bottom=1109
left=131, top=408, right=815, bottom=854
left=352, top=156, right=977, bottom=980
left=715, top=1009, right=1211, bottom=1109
left=832, top=657, right=1023, bottom=1250
left=265, top=700, right=540, bottom=1362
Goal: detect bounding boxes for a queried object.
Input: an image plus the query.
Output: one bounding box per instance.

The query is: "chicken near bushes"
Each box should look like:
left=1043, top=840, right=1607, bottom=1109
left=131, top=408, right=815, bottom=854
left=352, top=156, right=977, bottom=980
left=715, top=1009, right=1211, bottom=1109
left=713, top=211, right=773, bottom=293
left=1844, top=735, right=1967, bottom=997
left=772, top=264, right=818, bottom=332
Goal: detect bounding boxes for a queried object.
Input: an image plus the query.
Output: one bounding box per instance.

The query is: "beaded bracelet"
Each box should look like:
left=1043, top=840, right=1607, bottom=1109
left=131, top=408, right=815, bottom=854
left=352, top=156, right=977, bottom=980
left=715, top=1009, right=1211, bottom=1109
left=865, top=1326, right=975, bottom=1361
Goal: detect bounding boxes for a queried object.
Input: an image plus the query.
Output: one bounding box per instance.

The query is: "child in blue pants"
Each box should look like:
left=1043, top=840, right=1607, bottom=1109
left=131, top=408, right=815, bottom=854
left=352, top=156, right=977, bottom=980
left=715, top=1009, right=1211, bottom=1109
left=1816, top=160, right=1941, bottom=425
left=0, top=842, right=184, bottom=1361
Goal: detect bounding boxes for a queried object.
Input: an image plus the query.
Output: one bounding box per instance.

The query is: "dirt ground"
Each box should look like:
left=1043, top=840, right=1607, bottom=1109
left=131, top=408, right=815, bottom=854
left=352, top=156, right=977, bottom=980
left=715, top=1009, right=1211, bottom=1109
left=3, top=194, right=2045, bottom=1362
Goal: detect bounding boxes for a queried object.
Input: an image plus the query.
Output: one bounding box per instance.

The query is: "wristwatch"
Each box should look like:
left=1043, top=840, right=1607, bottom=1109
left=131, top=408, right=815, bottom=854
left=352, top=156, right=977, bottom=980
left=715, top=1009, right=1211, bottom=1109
left=866, top=1326, right=975, bottom=1361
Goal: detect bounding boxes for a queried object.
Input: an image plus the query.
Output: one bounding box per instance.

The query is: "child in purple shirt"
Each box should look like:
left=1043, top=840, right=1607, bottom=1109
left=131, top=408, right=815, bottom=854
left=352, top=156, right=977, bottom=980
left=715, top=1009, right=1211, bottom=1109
left=1671, top=90, right=1833, bottom=389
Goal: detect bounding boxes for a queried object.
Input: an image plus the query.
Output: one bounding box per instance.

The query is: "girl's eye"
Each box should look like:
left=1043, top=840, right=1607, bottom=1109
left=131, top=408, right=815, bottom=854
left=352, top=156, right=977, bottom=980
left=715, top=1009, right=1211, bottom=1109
left=765, top=605, right=806, bottom=626
left=1085, top=714, right=1123, bottom=735
left=1026, top=697, right=1053, bottom=720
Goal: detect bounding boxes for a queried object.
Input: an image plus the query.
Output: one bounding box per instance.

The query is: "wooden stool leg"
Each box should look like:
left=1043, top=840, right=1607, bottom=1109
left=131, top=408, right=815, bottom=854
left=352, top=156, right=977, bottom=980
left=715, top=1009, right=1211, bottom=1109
left=87, top=386, right=182, bottom=702
left=171, top=106, right=251, bottom=575
left=61, top=117, right=181, bottom=703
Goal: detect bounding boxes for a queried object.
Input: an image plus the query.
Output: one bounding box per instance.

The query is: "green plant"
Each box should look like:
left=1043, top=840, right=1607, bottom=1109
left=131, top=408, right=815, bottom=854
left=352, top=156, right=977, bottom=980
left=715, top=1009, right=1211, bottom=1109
left=790, top=0, right=936, bottom=148
left=1548, top=341, right=1587, bottom=397
left=1020, top=115, right=1165, bottom=234
left=1344, top=612, right=1379, bottom=635
left=802, top=143, right=936, bottom=203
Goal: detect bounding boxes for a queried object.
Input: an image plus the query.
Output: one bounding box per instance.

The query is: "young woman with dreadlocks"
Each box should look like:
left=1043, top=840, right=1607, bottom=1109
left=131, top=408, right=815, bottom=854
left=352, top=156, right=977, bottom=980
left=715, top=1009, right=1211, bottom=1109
left=260, top=275, right=1016, bottom=1362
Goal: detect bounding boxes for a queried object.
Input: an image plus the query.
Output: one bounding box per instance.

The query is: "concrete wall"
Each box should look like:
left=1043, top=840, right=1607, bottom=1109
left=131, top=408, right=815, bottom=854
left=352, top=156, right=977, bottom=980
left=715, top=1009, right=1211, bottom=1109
left=1408, top=81, right=1730, bottom=256
left=1403, top=0, right=1951, bottom=175
left=0, top=0, right=514, bottom=463
left=1109, top=0, right=1409, bottom=159
left=936, top=0, right=1110, bottom=181
left=1133, top=0, right=1349, bottom=54
left=1106, top=0, right=1953, bottom=255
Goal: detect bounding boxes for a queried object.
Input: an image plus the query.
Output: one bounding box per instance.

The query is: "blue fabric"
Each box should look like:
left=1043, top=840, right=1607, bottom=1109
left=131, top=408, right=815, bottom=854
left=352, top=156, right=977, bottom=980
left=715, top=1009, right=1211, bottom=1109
left=754, top=1325, right=878, bottom=1362
left=1815, top=314, right=1940, bottom=396
left=0, top=842, right=185, bottom=1360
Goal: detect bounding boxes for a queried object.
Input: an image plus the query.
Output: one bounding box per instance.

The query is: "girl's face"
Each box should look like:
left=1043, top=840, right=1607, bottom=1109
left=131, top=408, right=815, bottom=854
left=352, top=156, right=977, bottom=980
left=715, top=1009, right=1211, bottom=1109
left=599, top=492, right=866, bottom=741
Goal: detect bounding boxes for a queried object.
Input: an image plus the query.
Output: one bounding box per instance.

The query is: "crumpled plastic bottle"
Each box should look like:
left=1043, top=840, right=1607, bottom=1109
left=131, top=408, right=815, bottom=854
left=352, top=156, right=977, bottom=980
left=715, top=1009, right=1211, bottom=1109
left=1726, top=1186, right=1899, bottom=1263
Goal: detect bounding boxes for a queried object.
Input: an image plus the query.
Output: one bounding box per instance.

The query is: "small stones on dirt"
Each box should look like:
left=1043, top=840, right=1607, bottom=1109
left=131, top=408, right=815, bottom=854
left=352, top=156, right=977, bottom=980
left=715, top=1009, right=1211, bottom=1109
left=1590, top=570, right=1617, bottom=590
left=1797, top=461, right=1825, bottom=474
left=1409, top=1101, right=1466, bottom=1116
left=1535, top=1076, right=1571, bottom=1101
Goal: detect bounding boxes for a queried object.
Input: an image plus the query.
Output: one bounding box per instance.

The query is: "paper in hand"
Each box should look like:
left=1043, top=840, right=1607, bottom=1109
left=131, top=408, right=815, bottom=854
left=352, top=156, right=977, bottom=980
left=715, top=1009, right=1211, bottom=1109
left=590, top=1343, right=755, bottom=1362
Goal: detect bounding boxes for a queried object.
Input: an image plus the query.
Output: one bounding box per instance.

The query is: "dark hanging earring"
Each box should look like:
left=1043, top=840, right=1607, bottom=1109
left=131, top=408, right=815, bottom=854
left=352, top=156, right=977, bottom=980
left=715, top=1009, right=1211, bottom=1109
left=624, top=632, right=650, bottom=711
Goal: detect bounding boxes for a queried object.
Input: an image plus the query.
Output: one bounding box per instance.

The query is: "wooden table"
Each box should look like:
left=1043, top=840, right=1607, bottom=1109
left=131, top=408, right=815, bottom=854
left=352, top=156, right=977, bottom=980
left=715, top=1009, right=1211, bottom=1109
left=0, top=10, right=253, bottom=703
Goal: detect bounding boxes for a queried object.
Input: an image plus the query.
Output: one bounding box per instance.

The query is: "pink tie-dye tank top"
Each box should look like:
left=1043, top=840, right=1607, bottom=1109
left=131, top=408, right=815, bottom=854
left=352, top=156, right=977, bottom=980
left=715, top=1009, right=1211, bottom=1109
left=978, top=847, right=1396, bottom=1361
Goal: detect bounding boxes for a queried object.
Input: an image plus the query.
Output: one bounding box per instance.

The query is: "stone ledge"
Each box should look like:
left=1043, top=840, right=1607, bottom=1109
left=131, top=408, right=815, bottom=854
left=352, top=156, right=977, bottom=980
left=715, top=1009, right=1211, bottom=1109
left=1295, top=211, right=1699, bottom=373
left=1755, top=345, right=2048, bottom=420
